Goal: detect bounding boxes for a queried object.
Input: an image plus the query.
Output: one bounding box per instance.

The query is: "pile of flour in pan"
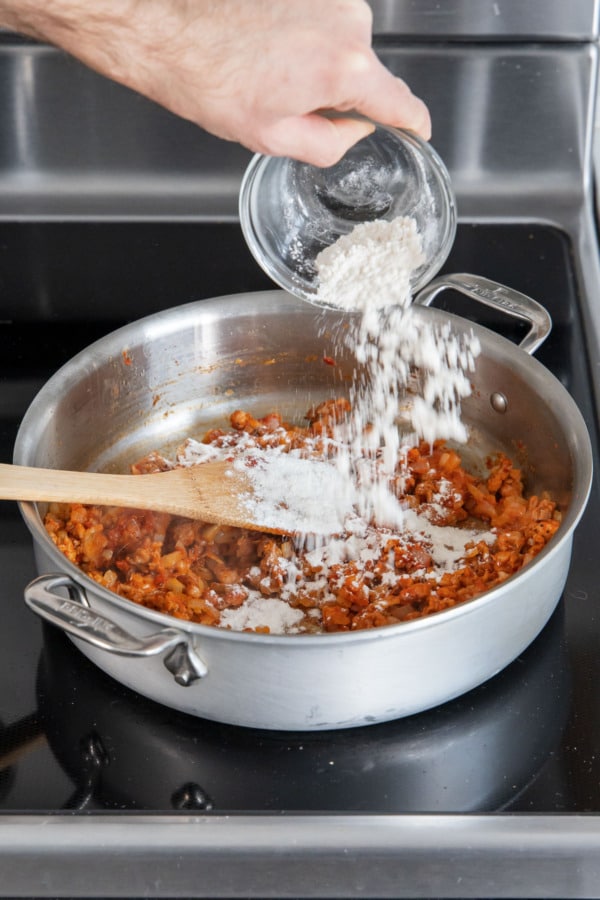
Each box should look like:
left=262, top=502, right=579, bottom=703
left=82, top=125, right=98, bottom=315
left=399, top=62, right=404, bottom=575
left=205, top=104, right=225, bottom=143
left=212, top=215, right=484, bottom=634
left=314, top=215, right=481, bottom=528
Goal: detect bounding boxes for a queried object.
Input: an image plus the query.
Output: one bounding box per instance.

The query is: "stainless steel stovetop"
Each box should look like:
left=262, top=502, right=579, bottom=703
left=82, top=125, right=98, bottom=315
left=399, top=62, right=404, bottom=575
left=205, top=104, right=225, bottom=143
left=1, top=2, right=600, bottom=897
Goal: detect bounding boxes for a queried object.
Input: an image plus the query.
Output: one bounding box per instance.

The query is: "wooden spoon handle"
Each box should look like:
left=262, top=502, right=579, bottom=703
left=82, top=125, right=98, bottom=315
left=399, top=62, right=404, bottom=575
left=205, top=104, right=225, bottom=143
left=0, top=462, right=160, bottom=509
left=0, top=460, right=266, bottom=529
left=1, top=456, right=347, bottom=535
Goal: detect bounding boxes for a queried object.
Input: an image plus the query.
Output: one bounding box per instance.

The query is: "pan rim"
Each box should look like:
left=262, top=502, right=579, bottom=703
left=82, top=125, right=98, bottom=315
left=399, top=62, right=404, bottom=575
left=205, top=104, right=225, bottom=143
left=15, top=288, right=593, bottom=644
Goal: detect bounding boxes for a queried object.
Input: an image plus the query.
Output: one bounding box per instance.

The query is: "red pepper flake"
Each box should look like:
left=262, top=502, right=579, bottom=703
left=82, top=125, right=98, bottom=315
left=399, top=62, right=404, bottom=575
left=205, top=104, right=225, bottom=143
left=122, top=350, right=133, bottom=366
left=323, top=356, right=336, bottom=367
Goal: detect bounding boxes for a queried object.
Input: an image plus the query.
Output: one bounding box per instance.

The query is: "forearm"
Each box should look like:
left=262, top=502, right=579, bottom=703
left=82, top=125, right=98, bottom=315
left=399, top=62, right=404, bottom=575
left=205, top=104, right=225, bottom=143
left=0, top=0, right=166, bottom=90
left=0, top=0, right=431, bottom=165
left=0, top=0, right=256, bottom=130
left=0, top=0, right=133, bottom=52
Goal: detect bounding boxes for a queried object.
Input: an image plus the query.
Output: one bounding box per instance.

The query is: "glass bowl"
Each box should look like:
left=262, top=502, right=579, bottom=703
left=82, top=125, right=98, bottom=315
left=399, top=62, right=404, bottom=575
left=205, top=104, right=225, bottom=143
left=239, top=122, right=457, bottom=304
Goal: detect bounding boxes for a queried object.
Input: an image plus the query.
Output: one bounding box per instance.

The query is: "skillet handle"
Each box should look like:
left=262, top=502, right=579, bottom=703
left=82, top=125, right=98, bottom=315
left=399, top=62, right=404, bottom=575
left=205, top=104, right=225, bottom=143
left=414, top=273, right=552, bottom=355
left=24, top=573, right=208, bottom=686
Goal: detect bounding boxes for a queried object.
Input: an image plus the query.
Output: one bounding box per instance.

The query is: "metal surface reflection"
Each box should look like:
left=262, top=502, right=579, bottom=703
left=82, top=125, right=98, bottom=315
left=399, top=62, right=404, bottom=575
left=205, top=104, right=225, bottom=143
left=0, top=5, right=598, bottom=893
left=36, top=607, right=569, bottom=814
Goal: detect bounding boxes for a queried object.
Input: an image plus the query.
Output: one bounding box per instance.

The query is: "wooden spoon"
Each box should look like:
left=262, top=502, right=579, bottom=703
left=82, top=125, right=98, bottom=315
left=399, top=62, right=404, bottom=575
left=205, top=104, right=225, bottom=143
left=0, top=456, right=348, bottom=536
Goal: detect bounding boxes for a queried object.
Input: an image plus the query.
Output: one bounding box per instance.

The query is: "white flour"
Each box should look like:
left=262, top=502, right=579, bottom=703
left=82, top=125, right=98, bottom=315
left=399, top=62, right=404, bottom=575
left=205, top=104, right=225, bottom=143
left=219, top=595, right=305, bottom=633
left=174, top=216, right=484, bottom=634
left=178, top=437, right=355, bottom=535
left=175, top=429, right=495, bottom=635
left=231, top=451, right=355, bottom=536
left=219, top=520, right=493, bottom=634
left=315, top=215, right=480, bottom=526
left=315, top=217, right=424, bottom=312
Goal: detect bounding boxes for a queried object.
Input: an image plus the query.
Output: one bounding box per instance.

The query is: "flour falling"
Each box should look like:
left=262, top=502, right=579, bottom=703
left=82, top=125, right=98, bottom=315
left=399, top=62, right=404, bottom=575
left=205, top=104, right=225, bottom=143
left=315, top=215, right=480, bottom=527
left=43, top=211, right=560, bottom=637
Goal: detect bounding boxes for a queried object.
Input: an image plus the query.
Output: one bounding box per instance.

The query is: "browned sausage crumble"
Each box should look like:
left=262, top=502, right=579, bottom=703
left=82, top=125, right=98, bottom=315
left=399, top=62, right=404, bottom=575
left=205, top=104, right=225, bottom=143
left=44, top=399, right=560, bottom=634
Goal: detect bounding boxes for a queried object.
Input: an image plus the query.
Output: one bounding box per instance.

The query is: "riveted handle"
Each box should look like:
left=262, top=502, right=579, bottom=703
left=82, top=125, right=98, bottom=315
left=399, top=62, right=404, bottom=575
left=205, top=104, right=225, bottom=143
left=24, top=573, right=208, bottom=685
left=415, top=273, right=552, bottom=355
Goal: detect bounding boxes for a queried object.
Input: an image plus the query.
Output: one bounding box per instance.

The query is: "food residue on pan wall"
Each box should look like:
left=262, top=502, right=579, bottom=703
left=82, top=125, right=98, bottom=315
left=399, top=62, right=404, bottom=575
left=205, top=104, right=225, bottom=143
left=45, top=217, right=560, bottom=635
left=44, top=400, right=560, bottom=635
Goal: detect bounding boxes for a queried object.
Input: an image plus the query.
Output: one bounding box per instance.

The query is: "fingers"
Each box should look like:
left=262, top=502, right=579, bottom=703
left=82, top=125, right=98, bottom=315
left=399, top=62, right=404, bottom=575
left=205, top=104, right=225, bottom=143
left=363, top=77, right=432, bottom=142
left=255, top=50, right=432, bottom=165
left=343, top=53, right=432, bottom=142
left=257, top=114, right=377, bottom=167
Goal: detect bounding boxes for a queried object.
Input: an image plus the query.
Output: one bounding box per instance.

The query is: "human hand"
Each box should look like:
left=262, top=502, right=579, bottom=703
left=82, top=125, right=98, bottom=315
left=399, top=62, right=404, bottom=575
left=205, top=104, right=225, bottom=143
left=0, top=0, right=431, bottom=166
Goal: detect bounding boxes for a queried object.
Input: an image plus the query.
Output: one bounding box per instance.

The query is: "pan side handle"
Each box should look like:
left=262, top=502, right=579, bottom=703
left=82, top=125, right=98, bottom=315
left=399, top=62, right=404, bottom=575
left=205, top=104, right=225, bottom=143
left=414, top=273, right=552, bottom=355
left=24, top=573, right=208, bottom=686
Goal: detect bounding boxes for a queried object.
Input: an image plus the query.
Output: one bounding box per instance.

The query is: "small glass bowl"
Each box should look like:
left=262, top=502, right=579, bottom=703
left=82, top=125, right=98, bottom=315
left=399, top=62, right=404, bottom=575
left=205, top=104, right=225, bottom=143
left=239, top=122, right=457, bottom=304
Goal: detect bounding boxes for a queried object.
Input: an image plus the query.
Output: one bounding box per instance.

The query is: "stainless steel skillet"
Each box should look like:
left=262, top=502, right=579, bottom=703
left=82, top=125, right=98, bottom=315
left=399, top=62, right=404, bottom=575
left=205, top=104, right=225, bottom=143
left=16, top=275, right=592, bottom=731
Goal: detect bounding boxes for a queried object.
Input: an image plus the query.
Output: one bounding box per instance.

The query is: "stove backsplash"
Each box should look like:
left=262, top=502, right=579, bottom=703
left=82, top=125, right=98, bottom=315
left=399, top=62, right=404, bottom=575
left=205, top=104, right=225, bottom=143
left=369, top=0, right=599, bottom=41
left=0, top=17, right=597, bottom=322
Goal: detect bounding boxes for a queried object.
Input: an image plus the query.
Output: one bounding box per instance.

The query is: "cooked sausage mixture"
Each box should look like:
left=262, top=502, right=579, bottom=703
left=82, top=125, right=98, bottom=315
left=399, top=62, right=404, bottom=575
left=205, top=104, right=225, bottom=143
left=43, top=399, right=561, bottom=634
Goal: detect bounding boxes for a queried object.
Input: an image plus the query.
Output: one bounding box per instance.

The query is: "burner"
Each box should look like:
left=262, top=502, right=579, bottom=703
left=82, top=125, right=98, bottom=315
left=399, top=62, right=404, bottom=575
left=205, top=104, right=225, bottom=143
left=36, top=610, right=568, bottom=814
